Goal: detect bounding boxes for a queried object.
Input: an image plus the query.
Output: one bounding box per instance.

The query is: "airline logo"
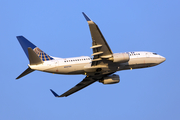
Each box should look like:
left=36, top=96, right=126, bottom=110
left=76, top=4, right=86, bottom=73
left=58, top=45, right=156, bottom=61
left=33, top=47, right=53, bottom=61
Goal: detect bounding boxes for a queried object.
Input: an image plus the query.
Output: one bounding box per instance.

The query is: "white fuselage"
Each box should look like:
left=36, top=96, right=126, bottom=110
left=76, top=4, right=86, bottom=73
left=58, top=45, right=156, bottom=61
left=29, top=51, right=166, bottom=76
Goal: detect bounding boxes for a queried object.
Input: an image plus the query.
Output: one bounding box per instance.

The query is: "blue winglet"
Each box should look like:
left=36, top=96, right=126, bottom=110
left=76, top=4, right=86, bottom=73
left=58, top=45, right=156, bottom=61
left=82, top=12, right=91, bottom=21
left=50, top=89, right=60, bottom=97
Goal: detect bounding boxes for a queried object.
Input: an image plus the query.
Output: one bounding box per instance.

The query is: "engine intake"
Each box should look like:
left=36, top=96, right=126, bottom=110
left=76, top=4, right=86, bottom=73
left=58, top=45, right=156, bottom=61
left=111, top=53, right=129, bottom=63
left=99, top=74, right=120, bottom=84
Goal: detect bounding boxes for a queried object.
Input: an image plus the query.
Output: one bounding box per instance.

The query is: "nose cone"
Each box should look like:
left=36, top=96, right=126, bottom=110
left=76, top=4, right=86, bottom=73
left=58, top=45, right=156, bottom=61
left=159, top=56, right=166, bottom=63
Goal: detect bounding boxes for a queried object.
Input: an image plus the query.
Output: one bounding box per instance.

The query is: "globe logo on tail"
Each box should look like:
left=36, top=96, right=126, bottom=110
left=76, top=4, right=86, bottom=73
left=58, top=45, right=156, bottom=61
left=33, top=47, right=53, bottom=61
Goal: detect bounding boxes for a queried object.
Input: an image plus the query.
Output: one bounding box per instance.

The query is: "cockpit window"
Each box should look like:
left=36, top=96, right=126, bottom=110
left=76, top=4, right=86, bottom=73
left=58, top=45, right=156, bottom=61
left=153, top=53, right=157, bottom=55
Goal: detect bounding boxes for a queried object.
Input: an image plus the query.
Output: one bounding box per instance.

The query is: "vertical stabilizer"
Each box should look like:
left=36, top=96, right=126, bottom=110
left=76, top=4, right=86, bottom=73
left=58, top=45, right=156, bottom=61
left=17, top=36, right=54, bottom=61
left=17, top=36, right=36, bottom=59
left=16, top=36, right=52, bottom=79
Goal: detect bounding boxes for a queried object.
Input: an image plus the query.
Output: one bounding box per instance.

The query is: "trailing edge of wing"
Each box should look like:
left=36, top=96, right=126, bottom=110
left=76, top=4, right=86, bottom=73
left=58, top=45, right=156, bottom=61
left=50, top=77, right=97, bottom=97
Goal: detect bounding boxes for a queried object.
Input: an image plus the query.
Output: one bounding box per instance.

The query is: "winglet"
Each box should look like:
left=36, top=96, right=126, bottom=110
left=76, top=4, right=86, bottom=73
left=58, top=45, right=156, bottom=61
left=82, top=12, right=91, bottom=21
left=50, top=89, right=61, bottom=97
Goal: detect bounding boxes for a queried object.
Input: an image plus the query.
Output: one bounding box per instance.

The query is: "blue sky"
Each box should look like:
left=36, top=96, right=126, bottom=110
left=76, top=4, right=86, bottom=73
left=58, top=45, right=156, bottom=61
left=0, top=0, right=180, bottom=119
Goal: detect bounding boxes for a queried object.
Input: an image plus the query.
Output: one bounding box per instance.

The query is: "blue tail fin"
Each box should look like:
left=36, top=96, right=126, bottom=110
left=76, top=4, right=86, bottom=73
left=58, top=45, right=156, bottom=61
left=17, top=36, right=53, bottom=61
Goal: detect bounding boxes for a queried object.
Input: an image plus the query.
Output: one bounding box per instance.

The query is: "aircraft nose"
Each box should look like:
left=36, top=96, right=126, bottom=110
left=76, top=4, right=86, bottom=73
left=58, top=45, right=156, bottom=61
left=159, top=56, right=166, bottom=63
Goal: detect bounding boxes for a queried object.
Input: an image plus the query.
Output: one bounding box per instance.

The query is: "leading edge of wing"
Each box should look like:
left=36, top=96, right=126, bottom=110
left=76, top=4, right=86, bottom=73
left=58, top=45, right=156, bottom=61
left=50, top=77, right=97, bottom=97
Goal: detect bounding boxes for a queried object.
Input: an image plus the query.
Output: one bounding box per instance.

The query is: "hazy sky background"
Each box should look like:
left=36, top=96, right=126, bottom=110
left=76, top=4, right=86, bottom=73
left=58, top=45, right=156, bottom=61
left=0, top=0, right=180, bottom=120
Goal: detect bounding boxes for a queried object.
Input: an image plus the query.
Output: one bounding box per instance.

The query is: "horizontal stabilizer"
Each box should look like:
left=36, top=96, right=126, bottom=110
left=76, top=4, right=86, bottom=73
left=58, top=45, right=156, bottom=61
left=16, top=67, right=34, bottom=79
left=28, top=47, right=43, bottom=65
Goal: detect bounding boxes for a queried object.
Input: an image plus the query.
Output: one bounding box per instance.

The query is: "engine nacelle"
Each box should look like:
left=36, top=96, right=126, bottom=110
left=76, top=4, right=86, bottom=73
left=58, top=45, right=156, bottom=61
left=99, top=74, right=120, bottom=84
left=112, top=53, right=130, bottom=63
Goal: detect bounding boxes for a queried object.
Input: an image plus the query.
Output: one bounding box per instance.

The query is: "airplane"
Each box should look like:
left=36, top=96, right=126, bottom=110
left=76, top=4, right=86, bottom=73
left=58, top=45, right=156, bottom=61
left=16, top=12, right=166, bottom=97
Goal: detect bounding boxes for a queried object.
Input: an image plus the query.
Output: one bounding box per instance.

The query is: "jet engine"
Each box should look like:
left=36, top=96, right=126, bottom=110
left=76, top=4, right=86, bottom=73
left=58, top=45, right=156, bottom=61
left=99, top=74, right=120, bottom=84
left=110, top=53, right=129, bottom=63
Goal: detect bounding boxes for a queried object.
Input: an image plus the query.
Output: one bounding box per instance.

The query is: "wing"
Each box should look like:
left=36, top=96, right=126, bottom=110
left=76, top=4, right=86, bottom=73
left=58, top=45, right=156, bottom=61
left=82, top=12, right=113, bottom=66
left=50, top=77, right=96, bottom=97
left=50, top=13, right=113, bottom=97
